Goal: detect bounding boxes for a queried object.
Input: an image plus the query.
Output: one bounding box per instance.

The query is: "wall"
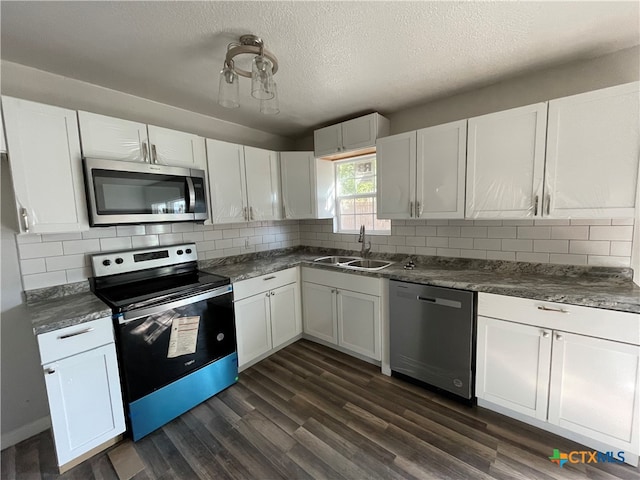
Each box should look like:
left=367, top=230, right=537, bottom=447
left=300, top=218, right=635, bottom=268
left=1, top=158, right=50, bottom=449
left=0, top=60, right=295, bottom=151
left=15, top=222, right=300, bottom=290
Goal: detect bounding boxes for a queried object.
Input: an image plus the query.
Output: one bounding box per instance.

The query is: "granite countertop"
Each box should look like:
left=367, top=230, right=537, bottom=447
left=200, top=249, right=640, bottom=314
left=27, top=247, right=640, bottom=335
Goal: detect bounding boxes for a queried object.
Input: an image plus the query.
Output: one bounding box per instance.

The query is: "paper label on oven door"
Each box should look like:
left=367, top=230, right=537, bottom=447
left=167, top=316, right=200, bottom=358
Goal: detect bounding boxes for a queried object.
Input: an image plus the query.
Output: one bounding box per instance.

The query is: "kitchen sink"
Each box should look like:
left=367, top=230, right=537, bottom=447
left=314, top=256, right=362, bottom=264
left=344, top=259, right=394, bottom=270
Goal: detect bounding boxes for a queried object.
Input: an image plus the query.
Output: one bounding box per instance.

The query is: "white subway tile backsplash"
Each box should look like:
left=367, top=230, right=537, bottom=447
left=611, top=218, right=634, bottom=226
left=587, top=255, right=631, bottom=267
left=158, top=233, right=183, bottom=245
left=196, top=240, right=216, bottom=251
left=501, top=239, right=533, bottom=252
left=589, top=226, right=634, bottom=241
left=182, top=232, right=205, bottom=243
left=488, top=227, right=517, bottom=239
left=16, top=234, right=42, bottom=244
left=502, top=220, right=534, bottom=226
left=472, top=220, right=502, bottom=227
left=215, top=238, right=233, bottom=249
left=437, top=226, right=460, bottom=237
left=41, top=232, right=82, bottom=242
left=571, top=219, right=611, bottom=226
left=203, top=230, right=223, bottom=241
left=516, top=252, right=550, bottom=263
left=517, top=226, right=551, bottom=239
left=549, top=253, right=588, bottom=265
left=437, top=248, right=460, bottom=257
left=460, top=226, right=488, bottom=238
left=66, top=267, right=92, bottom=283
left=460, top=249, right=486, bottom=259
left=569, top=240, right=610, bottom=255
left=100, top=237, right=132, bottom=251
left=533, top=240, right=569, bottom=254
left=550, top=226, right=589, bottom=240
left=223, top=229, right=240, bottom=239
left=131, top=235, right=160, bottom=248
left=22, top=271, right=67, bottom=290
left=45, top=254, right=88, bottom=272
left=473, top=238, right=502, bottom=251
left=19, top=242, right=63, bottom=259
left=486, top=251, right=516, bottom=261
left=610, top=241, right=632, bottom=257
left=393, top=226, right=416, bottom=236
left=146, top=224, right=173, bottom=234
left=426, top=220, right=449, bottom=226
left=82, top=227, right=117, bottom=239
left=427, top=237, right=448, bottom=248
left=116, top=225, right=146, bottom=237
left=388, top=236, right=407, bottom=246
left=63, top=239, right=101, bottom=255
left=171, top=223, right=195, bottom=233
left=406, top=236, right=426, bottom=247
left=415, top=226, right=437, bottom=237
left=415, top=246, right=437, bottom=256
left=533, top=219, right=570, bottom=226
left=20, top=258, right=46, bottom=275
left=396, top=246, right=416, bottom=255
left=448, top=237, right=474, bottom=249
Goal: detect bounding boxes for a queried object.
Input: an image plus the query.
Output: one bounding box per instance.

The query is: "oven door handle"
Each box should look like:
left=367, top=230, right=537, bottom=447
left=119, top=284, right=232, bottom=325
left=185, top=177, right=196, bottom=214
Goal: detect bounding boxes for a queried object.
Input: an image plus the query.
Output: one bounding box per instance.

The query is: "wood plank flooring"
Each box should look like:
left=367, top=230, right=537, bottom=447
left=3, top=339, right=640, bottom=480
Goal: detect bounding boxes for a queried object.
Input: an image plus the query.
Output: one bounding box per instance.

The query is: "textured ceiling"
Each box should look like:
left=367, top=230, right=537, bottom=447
left=1, top=1, right=638, bottom=138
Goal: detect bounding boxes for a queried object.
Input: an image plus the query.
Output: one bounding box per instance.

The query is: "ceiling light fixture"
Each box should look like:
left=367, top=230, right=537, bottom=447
left=218, top=34, right=279, bottom=114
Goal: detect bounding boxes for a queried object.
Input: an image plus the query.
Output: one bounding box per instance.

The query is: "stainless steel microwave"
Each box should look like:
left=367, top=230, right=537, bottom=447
left=83, top=157, right=208, bottom=226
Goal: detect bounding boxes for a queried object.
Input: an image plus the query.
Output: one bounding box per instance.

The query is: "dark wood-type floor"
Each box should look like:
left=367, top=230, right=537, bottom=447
left=3, top=339, right=640, bottom=480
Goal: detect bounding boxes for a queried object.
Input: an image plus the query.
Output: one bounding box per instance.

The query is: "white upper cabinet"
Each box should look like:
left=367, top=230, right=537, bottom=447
left=3, top=97, right=88, bottom=233
left=280, top=151, right=334, bottom=219
left=147, top=125, right=206, bottom=170
left=314, top=113, right=390, bottom=158
left=78, top=111, right=148, bottom=162
left=206, top=139, right=280, bottom=224
left=545, top=82, right=640, bottom=218
left=377, top=120, right=466, bottom=219
left=206, top=139, right=247, bottom=224
left=376, top=131, right=416, bottom=219
left=244, top=146, right=280, bottom=221
left=466, top=103, right=547, bottom=219
left=79, top=111, right=206, bottom=169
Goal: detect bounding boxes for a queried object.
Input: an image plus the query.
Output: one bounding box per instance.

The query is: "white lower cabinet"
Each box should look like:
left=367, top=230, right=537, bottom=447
left=302, top=268, right=381, bottom=361
left=476, top=293, right=640, bottom=461
left=37, top=317, right=125, bottom=469
left=233, top=268, right=301, bottom=369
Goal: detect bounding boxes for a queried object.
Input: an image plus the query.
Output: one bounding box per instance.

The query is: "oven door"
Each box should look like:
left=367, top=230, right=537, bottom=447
left=115, top=285, right=235, bottom=403
left=84, top=157, right=208, bottom=225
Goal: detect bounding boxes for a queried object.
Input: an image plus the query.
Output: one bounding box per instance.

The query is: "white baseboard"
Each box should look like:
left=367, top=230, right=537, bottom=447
left=1, top=416, right=51, bottom=450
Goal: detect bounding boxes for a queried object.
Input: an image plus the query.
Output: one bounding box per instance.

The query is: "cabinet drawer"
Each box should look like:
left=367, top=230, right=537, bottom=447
left=301, top=267, right=381, bottom=296
left=478, top=293, right=640, bottom=345
left=38, top=317, right=115, bottom=365
left=233, top=267, right=298, bottom=301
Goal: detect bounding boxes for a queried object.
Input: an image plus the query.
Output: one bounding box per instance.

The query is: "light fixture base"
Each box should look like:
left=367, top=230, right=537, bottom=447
left=239, top=34, right=263, bottom=47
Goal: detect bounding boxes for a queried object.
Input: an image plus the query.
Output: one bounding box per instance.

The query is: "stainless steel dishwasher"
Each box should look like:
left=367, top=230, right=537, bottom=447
left=389, top=280, right=476, bottom=400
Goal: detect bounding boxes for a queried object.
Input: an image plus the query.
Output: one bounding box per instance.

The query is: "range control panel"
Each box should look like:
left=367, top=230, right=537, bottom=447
left=91, top=243, right=198, bottom=277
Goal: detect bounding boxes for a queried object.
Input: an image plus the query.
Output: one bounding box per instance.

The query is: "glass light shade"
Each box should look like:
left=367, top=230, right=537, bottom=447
left=260, top=83, right=279, bottom=115
left=251, top=56, right=275, bottom=100
left=218, top=66, right=239, bottom=108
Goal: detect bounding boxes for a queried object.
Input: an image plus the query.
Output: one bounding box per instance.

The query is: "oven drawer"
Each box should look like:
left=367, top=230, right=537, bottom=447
left=38, top=317, right=115, bottom=365
left=233, top=267, right=298, bottom=301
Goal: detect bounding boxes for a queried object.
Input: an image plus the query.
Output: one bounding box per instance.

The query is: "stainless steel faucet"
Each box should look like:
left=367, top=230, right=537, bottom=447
left=358, top=225, right=372, bottom=257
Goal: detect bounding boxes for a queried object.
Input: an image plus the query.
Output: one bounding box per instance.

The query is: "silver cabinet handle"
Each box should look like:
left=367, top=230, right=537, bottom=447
left=142, top=142, right=149, bottom=162
left=537, top=305, right=569, bottom=314
left=542, top=331, right=550, bottom=338
left=331, top=289, right=336, bottom=293
left=242, top=207, right=248, bottom=221
left=265, top=293, right=269, bottom=298
left=534, top=196, right=539, bottom=216
left=556, top=334, right=564, bottom=341
left=151, top=144, right=158, bottom=164
left=249, top=206, right=254, bottom=221
left=409, top=201, right=414, bottom=218
left=44, top=368, right=55, bottom=375
left=21, top=207, right=29, bottom=233
left=546, top=194, right=551, bottom=215
left=58, top=327, right=94, bottom=340
left=416, top=201, right=421, bottom=218
left=263, top=276, right=276, bottom=281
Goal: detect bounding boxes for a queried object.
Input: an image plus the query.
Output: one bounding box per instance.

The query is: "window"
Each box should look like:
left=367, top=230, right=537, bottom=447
left=335, top=155, right=391, bottom=234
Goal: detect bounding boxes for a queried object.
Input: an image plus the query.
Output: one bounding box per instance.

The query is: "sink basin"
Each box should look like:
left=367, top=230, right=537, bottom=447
left=344, top=259, right=394, bottom=270
left=314, top=256, right=362, bottom=265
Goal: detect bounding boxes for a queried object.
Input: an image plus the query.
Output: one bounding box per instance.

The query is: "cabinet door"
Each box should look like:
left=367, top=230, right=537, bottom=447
left=314, top=124, right=342, bottom=157
left=376, top=131, right=416, bottom=219
left=235, top=293, right=272, bottom=368
left=3, top=97, right=88, bottom=233
left=206, top=138, right=247, bottom=223
left=545, top=82, right=640, bottom=218
left=270, top=282, right=302, bottom=349
left=476, top=316, right=551, bottom=420
left=466, top=103, right=547, bottom=218
left=302, top=282, right=338, bottom=344
left=147, top=125, right=206, bottom=170
left=337, top=289, right=380, bottom=360
left=548, top=332, right=640, bottom=450
left=342, top=114, right=377, bottom=151
left=416, top=120, right=467, bottom=219
left=280, top=151, right=315, bottom=219
left=244, top=146, right=281, bottom=221
left=43, top=343, right=125, bottom=466
left=78, top=111, right=148, bottom=162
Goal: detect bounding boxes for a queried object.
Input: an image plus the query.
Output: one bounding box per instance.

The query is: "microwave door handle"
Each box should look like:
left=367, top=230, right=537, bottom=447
left=185, top=177, right=196, bottom=213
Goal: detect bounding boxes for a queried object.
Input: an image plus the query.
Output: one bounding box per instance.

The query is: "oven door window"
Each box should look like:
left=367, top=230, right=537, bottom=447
left=117, top=292, right=236, bottom=402
left=93, top=169, right=188, bottom=215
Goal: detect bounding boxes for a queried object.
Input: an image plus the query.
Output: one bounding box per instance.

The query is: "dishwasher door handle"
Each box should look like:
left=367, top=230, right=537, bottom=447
left=417, top=296, right=462, bottom=309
